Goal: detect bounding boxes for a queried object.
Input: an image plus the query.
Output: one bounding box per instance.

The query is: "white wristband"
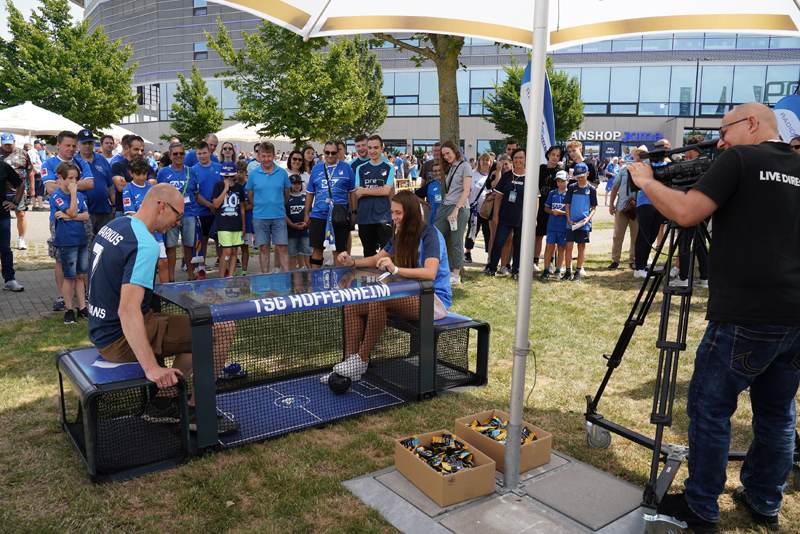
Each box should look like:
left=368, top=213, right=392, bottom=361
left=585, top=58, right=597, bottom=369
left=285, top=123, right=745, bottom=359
left=392, top=266, right=399, bottom=276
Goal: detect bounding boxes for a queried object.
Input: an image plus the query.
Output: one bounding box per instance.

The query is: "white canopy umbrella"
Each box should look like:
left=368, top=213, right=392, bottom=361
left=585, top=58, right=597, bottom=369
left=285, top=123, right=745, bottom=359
left=100, top=124, right=153, bottom=145
left=215, top=122, right=290, bottom=142
left=0, top=101, right=83, bottom=137
left=206, top=0, right=800, bottom=493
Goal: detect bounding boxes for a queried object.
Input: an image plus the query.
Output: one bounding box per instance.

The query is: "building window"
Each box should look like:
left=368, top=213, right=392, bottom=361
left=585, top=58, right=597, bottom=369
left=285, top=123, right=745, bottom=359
left=193, top=0, right=207, bottom=16
left=194, top=43, right=208, bottom=60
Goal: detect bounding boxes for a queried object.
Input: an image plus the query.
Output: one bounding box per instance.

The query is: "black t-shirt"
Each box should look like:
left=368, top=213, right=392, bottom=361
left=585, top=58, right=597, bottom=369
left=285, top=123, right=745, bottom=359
left=110, top=159, right=156, bottom=211
left=0, top=161, right=22, bottom=220
left=567, top=159, right=600, bottom=186
left=211, top=181, right=245, bottom=233
left=692, top=141, right=800, bottom=325
left=493, top=170, right=526, bottom=227
left=539, top=164, right=558, bottom=199
left=160, top=152, right=172, bottom=169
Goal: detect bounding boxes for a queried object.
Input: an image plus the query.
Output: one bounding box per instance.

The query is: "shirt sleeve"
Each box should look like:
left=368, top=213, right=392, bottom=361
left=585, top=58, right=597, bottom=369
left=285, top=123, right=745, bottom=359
left=386, top=164, right=395, bottom=187
left=545, top=190, right=554, bottom=209
left=383, top=235, right=395, bottom=254
left=306, top=172, right=317, bottom=193
left=564, top=185, right=574, bottom=205
left=589, top=186, right=598, bottom=206
left=493, top=175, right=507, bottom=195
left=347, top=164, right=356, bottom=191
left=123, top=228, right=159, bottom=290
left=122, top=185, right=135, bottom=213
left=283, top=169, right=291, bottom=189
left=614, top=168, right=625, bottom=188
left=78, top=192, right=88, bottom=212
left=110, top=161, right=124, bottom=179
left=41, top=160, right=55, bottom=182
left=420, top=226, right=440, bottom=263
left=354, top=166, right=362, bottom=188
left=415, top=181, right=429, bottom=199
left=211, top=180, right=224, bottom=200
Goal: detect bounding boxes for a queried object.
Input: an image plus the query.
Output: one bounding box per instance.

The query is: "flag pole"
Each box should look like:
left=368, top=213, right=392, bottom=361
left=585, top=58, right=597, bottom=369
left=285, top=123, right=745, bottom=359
left=503, top=0, right=550, bottom=491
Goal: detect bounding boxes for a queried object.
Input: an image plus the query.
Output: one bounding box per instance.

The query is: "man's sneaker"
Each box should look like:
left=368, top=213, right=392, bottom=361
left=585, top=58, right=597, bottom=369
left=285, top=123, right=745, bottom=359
left=142, top=401, right=181, bottom=424
left=197, top=270, right=206, bottom=280
left=324, top=256, right=334, bottom=266
left=499, top=266, right=510, bottom=275
left=633, top=269, right=647, bottom=279
left=332, top=354, right=369, bottom=381
left=214, top=257, right=220, bottom=267
left=532, top=262, right=540, bottom=272
left=670, top=278, right=689, bottom=288
left=485, top=270, right=496, bottom=277
left=607, top=262, right=619, bottom=270
left=17, top=237, right=26, bottom=250
left=450, top=274, right=462, bottom=286
left=572, top=271, right=582, bottom=282
left=511, top=273, right=519, bottom=280
left=63, top=309, right=76, bottom=324
left=236, top=258, right=241, bottom=267
left=669, top=266, right=680, bottom=278
left=180, top=258, right=187, bottom=271
left=464, top=252, right=473, bottom=263
left=732, top=486, right=779, bottom=532
left=693, top=278, right=709, bottom=288
left=578, top=267, right=586, bottom=276
left=563, top=269, right=572, bottom=281
left=657, top=493, right=717, bottom=534
left=540, top=270, right=552, bottom=280
left=53, top=296, right=65, bottom=311
left=3, top=279, right=23, bottom=292
left=77, top=307, right=89, bottom=319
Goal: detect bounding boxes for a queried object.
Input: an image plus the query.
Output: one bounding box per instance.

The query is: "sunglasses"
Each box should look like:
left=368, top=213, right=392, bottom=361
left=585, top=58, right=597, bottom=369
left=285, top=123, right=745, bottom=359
left=171, top=151, right=185, bottom=156
left=161, top=201, right=182, bottom=221
left=324, top=151, right=337, bottom=156
left=792, top=145, right=800, bottom=151
left=222, top=147, right=233, bottom=150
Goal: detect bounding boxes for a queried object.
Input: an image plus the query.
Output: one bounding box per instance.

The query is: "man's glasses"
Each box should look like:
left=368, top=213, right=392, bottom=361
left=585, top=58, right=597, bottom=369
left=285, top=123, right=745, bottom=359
left=161, top=201, right=182, bottom=221
left=171, top=151, right=185, bottom=156
left=324, top=151, right=337, bottom=156
left=719, top=117, right=748, bottom=140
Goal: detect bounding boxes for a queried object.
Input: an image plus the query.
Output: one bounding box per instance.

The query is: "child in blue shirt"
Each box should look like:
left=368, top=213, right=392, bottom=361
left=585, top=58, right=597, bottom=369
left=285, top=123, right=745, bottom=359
left=414, top=161, right=442, bottom=224
left=122, top=156, right=168, bottom=284
left=541, top=170, right=569, bottom=280
left=52, top=161, right=90, bottom=324
left=564, top=162, right=598, bottom=282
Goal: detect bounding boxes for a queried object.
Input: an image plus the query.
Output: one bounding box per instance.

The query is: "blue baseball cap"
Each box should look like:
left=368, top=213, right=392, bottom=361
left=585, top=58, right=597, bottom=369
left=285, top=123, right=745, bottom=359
left=220, top=161, right=237, bottom=176
left=0, top=133, right=15, bottom=145
left=573, top=162, right=589, bottom=176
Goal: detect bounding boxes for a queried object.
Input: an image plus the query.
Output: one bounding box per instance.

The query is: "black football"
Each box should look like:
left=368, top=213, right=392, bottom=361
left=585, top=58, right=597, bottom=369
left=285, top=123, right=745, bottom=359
left=328, top=373, right=351, bottom=394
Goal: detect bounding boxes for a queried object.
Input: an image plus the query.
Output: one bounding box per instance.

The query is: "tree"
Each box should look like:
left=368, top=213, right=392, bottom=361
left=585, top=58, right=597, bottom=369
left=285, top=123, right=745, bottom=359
left=160, top=64, right=225, bottom=147
left=207, top=22, right=386, bottom=148
left=482, top=55, right=584, bottom=145
left=0, top=0, right=138, bottom=134
left=372, top=33, right=464, bottom=145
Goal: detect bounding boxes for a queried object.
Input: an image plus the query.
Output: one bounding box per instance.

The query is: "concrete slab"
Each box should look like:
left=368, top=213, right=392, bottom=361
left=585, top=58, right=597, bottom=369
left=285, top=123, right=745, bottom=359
left=524, top=463, right=642, bottom=531
left=495, top=451, right=571, bottom=485
left=440, top=493, right=586, bottom=534
left=594, top=507, right=647, bottom=533
left=343, top=471, right=452, bottom=534
left=375, top=469, right=491, bottom=517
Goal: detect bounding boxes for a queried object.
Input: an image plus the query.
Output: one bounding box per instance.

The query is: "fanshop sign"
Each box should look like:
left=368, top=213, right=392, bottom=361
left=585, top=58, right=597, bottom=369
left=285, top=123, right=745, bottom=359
left=569, top=131, right=663, bottom=143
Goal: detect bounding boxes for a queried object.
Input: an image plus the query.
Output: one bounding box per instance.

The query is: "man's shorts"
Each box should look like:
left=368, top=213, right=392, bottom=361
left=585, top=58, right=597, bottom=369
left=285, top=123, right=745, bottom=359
left=566, top=228, right=591, bottom=244
left=12, top=193, right=27, bottom=212
left=546, top=230, right=566, bottom=247
left=253, top=217, right=288, bottom=246
left=605, top=180, right=615, bottom=192
left=242, top=232, right=254, bottom=246
left=59, top=244, right=88, bottom=279
left=535, top=201, right=549, bottom=237
left=164, top=225, right=180, bottom=249
left=98, top=310, right=192, bottom=363
left=180, top=215, right=198, bottom=248
left=48, top=219, right=60, bottom=261
left=34, top=174, right=43, bottom=198
left=288, top=235, right=312, bottom=257
left=158, top=241, right=167, bottom=260
left=218, top=230, right=244, bottom=248
left=308, top=217, right=349, bottom=253
left=199, top=214, right=215, bottom=237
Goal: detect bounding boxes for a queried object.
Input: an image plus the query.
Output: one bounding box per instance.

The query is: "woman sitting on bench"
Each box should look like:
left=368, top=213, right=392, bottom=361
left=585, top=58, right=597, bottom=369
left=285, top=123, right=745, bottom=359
left=322, top=190, right=452, bottom=383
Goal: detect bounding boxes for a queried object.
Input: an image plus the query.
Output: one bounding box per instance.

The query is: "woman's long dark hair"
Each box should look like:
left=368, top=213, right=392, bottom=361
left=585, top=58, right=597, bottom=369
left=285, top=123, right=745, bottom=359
left=392, top=190, right=425, bottom=269
left=287, top=150, right=304, bottom=174
left=301, top=146, right=315, bottom=174
left=440, top=140, right=463, bottom=178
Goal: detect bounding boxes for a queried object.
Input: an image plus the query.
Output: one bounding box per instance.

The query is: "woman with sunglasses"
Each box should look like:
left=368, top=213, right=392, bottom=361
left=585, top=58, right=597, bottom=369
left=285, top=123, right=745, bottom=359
left=286, top=150, right=308, bottom=191
left=219, top=141, right=236, bottom=163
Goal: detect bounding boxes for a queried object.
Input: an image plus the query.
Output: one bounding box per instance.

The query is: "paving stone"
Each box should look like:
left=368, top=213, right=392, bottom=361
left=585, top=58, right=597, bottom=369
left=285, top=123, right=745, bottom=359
left=496, top=451, right=571, bottom=485
left=376, top=469, right=491, bottom=517
left=524, top=463, right=643, bottom=531
left=440, top=493, right=586, bottom=534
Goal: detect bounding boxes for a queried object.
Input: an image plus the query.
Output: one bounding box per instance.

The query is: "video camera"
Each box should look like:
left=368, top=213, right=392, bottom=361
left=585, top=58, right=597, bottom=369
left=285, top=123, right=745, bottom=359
left=630, top=138, right=719, bottom=192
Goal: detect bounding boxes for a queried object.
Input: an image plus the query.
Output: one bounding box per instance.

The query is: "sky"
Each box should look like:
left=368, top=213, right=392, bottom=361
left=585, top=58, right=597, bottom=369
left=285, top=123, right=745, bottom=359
left=1, top=0, right=85, bottom=41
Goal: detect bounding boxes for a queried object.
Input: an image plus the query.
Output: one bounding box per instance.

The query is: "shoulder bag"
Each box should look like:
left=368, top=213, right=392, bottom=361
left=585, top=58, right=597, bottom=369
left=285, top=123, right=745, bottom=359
left=324, top=164, right=350, bottom=226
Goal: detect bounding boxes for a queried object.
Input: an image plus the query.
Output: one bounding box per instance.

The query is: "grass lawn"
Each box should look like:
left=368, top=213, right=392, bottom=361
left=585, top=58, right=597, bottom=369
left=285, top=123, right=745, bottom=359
left=1, top=254, right=797, bottom=533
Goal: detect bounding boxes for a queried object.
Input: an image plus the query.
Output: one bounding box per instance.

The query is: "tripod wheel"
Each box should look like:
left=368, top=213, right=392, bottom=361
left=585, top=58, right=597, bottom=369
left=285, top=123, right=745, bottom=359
left=586, top=428, right=611, bottom=449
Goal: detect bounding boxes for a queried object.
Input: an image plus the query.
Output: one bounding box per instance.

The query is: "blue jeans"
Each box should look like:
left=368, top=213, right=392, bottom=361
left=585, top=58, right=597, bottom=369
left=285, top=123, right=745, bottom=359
left=685, top=321, right=800, bottom=521
left=0, top=218, right=14, bottom=282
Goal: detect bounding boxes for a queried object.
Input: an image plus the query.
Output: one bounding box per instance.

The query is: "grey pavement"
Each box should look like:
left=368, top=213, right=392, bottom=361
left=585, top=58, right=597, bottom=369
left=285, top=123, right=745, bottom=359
left=0, top=204, right=628, bottom=322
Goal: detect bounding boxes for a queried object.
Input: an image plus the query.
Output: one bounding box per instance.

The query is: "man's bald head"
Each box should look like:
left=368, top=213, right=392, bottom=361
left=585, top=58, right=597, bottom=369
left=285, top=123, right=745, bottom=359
left=144, top=183, right=184, bottom=207
left=718, top=102, right=779, bottom=149
left=734, top=102, right=778, bottom=133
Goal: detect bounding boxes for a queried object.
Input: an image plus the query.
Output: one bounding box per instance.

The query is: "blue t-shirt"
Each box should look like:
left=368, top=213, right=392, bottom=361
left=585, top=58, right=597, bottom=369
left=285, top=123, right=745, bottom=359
left=41, top=156, right=94, bottom=221
left=212, top=181, right=245, bottom=233
left=355, top=160, right=394, bottom=225
left=545, top=189, right=568, bottom=233
left=192, top=162, right=223, bottom=217
left=414, top=181, right=442, bottom=225
left=157, top=165, right=199, bottom=217
left=285, top=192, right=309, bottom=238
left=493, top=171, right=526, bottom=227
left=394, top=157, right=404, bottom=175
left=88, top=217, right=160, bottom=349
left=183, top=150, right=219, bottom=168
left=122, top=181, right=163, bottom=243
left=51, top=189, right=88, bottom=247
left=246, top=164, right=291, bottom=219
left=350, top=156, right=370, bottom=177
left=75, top=153, right=114, bottom=214
left=110, top=158, right=155, bottom=212
left=307, top=161, right=355, bottom=220
left=636, top=161, right=665, bottom=207
left=564, top=182, right=598, bottom=231
left=605, top=163, right=619, bottom=180
left=383, top=224, right=451, bottom=310
left=147, top=157, right=157, bottom=172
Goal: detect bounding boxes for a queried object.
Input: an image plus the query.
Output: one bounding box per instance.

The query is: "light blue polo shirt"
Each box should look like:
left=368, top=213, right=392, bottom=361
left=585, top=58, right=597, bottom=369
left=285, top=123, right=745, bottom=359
left=246, top=163, right=291, bottom=220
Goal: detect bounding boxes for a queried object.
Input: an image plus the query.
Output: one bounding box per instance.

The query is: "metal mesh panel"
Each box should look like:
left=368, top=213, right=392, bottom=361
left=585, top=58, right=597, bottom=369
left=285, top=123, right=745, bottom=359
left=435, top=328, right=474, bottom=390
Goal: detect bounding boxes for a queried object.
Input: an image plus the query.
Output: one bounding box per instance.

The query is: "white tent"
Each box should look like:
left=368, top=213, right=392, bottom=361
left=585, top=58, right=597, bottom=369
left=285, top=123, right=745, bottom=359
left=100, top=124, right=153, bottom=145
left=0, top=101, right=83, bottom=137
left=215, top=122, right=290, bottom=142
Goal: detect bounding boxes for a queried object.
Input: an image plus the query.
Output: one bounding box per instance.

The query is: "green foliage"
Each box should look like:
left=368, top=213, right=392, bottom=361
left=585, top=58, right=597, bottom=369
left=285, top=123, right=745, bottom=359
left=488, top=140, right=507, bottom=154
left=482, top=55, right=584, bottom=145
left=207, top=22, right=385, bottom=148
left=160, top=64, right=225, bottom=147
left=413, top=146, right=426, bottom=161
left=0, top=0, right=138, bottom=134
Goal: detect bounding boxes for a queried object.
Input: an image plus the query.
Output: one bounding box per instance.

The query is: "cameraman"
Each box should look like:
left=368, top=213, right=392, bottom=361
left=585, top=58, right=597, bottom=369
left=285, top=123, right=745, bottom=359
left=629, top=102, right=800, bottom=532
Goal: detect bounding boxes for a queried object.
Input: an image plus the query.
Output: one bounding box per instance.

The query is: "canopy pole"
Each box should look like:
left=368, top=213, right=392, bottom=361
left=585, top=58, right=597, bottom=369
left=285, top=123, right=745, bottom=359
left=503, top=0, right=550, bottom=492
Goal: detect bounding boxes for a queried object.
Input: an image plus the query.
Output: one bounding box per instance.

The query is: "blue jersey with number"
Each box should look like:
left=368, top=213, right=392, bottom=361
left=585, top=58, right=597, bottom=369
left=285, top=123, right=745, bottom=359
left=88, top=217, right=159, bottom=348
left=212, top=181, right=245, bottom=233
left=307, top=161, right=355, bottom=220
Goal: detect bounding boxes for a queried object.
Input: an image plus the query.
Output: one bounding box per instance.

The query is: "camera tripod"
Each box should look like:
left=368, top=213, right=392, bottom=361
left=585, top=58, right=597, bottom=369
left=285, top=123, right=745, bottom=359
left=583, top=217, right=800, bottom=533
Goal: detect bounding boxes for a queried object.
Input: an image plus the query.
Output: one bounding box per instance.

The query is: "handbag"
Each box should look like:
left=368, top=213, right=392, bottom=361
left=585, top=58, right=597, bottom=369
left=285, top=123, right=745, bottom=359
left=478, top=191, right=495, bottom=219
left=324, top=164, right=350, bottom=226
left=620, top=173, right=637, bottom=220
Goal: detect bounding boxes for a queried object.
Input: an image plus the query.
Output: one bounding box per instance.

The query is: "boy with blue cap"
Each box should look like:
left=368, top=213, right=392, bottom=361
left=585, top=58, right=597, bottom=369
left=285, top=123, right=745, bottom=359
left=564, top=162, right=597, bottom=282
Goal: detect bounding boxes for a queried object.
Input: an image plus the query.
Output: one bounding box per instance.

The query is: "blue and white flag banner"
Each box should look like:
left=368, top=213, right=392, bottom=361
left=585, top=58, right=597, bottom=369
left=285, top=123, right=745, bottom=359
left=774, top=94, right=800, bottom=142
left=521, top=61, right=557, bottom=164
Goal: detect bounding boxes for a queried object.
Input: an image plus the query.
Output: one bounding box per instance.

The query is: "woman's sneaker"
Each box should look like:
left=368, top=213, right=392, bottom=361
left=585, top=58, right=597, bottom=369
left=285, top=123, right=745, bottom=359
left=331, top=354, right=368, bottom=381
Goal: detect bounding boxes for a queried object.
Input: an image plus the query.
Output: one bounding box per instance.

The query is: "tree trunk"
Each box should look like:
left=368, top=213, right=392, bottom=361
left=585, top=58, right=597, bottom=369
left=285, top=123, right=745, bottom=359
left=435, top=38, right=461, bottom=145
